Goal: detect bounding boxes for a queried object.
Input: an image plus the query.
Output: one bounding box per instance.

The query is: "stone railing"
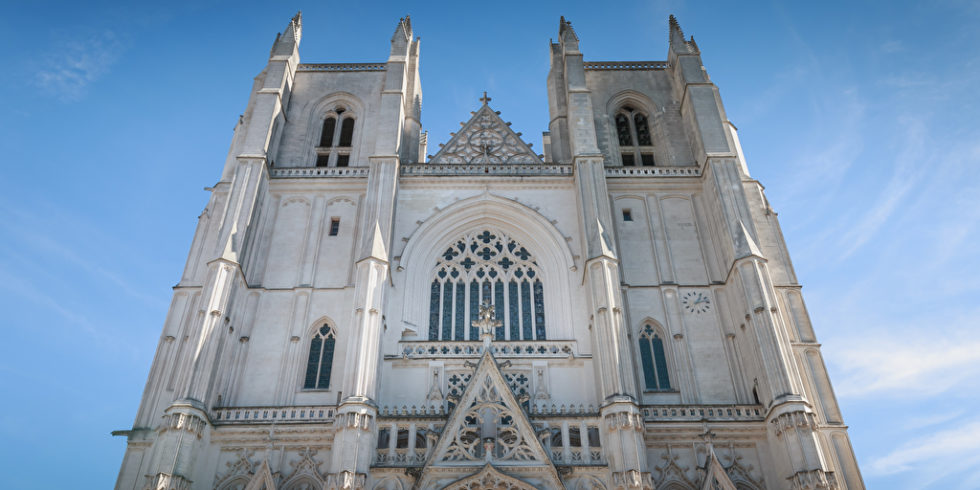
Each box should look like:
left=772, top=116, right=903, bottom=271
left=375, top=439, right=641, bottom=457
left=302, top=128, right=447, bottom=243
left=641, top=404, right=764, bottom=422
left=401, top=163, right=572, bottom=176
left=378, top=405, right=448, bottom=418
left=298, top=63, right=387, bottom=72
left=375, top=447, right=429, bottom=467
left=212, top=405, right=336, bottom=425
left=550, top=446, right=605, bottom=466
left=394, top=340, right=578, bottom=359
left=270, top=167, right=369, bottom=178
left=605, top=166, right=700, bottom=177
left=584, top=61, right=668, bottom=70
left=529, top=404, right=600, bottom=417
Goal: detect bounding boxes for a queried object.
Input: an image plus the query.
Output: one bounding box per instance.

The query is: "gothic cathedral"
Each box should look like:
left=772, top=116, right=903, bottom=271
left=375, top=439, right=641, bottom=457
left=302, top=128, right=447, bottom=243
left=114, top=13, right=864, bottom=490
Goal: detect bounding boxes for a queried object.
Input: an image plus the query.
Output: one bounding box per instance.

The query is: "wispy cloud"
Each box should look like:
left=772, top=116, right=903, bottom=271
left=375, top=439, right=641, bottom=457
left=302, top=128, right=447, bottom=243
left=836, top=117, right=926, bottom=258
left=830, top=326, right=980, bottom=399
left=869, top=419, right=980, bottom=485
left=34, top=30, right=124, bottom=101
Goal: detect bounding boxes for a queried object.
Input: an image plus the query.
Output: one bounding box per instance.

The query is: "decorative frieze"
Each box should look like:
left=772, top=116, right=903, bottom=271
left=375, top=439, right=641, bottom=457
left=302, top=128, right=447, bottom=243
left=604, top=411, right=645, bottom=432
left=771, top=410, right=818, bottom=438
left=160, top=411, right=207, bottom=437
left=611, top=469, right=655, bottom=489
left=788, top=468, right=839, bottom=490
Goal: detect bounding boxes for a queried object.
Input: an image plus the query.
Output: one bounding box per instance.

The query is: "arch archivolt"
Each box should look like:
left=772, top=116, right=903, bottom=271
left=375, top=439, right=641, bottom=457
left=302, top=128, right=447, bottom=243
left=399, top=193, right=576, bottom=340
left=605, top=89, right=658, bottom=116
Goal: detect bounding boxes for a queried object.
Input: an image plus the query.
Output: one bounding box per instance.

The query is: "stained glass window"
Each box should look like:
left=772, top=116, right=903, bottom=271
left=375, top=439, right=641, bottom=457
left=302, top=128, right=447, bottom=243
left=639, top=324, right=671, bottom=391
left=303, top=325, right=336, bottom=390
left=427, top=229, right=546, bottom=340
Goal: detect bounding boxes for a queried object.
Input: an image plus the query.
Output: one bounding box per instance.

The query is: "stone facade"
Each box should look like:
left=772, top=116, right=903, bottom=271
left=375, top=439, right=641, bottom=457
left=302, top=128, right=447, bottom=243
left=114, top=13, right=864, bottom=490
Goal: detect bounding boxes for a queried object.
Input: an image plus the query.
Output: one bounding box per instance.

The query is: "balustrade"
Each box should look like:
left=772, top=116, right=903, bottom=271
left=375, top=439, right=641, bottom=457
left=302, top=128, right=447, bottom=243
left=641, top=404, right=764, bottom=422
left=402, top=163, right=572, bottom=176
left=212, top=405, right=336, bottom=425
left=604, top=166, right=700, bottom=177
left=584, top=61, right=668, bottom=70
left=395, top=340, right=577, bottom=359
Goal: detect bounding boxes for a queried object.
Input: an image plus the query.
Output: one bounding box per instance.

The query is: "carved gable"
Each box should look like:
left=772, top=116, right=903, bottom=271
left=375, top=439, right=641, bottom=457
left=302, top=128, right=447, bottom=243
left=444, top=464, right=537, bottom=490
left=698, top=446, right=737, bottom=490
left=420, top=351, right=565, bottom=489
left=428, top=95, right=543, bottom=164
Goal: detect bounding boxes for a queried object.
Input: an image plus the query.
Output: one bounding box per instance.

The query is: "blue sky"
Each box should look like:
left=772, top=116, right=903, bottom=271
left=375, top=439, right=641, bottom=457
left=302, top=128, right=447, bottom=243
left=1, top=0, right=978, bottom=488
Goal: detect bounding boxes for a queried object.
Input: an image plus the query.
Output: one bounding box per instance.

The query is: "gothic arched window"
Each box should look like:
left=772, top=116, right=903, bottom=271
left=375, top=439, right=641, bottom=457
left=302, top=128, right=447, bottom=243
left=303, top=324, right=336, bottom=389
left=615, top=106, right=655, bottom=167
left=316, top=107, right=354, bottom=167
left=428, top=229, right=546, bottom=341
left=639, top=324, right=671, bottom=391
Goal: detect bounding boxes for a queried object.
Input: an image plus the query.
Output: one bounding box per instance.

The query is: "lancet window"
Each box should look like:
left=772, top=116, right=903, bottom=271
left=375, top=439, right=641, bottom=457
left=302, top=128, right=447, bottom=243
left=615, top=106, right=655, bottom=166
left=428, top=229, right=546, bottom=341
left=639, top=324, right=671, bottom=391
left=315, top=107, right=355, bottom=167
left=303, top=324, right=336, bottom=389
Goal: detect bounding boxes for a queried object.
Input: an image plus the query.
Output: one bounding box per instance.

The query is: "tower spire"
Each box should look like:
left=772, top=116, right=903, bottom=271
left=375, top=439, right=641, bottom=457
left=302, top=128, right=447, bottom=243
left=668, top=14, right=699, bottom=55
left=270, top=11, right=302, bottom=57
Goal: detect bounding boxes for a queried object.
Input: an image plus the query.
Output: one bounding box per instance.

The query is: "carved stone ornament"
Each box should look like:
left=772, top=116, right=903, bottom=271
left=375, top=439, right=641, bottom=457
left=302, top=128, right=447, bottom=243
left=414, top=351, right=567, bottom=488
left=427, top=95, right=542, bottom=165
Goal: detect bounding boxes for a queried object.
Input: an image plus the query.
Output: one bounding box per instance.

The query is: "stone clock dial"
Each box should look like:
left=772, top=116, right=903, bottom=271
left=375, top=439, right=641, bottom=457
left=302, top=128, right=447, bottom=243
left=682, top=291, right=711, bottom=313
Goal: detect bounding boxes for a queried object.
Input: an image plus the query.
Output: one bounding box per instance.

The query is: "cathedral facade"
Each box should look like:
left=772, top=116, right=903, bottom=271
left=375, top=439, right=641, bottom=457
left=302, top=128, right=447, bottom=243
left=114, top=13, right=864, bottom=490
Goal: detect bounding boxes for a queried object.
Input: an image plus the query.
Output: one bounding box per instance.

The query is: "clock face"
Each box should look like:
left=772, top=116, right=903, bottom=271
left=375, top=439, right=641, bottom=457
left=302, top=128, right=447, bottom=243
left=682, top=291, right=711, bottom=313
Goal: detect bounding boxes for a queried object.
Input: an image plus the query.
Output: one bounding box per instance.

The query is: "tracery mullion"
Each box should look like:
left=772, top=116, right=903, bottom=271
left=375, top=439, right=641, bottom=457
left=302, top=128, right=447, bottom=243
left=520, top=280, right=532, bottom=340
left=441, top=281, right=453, bottom=341
left=508, top=280, right=520, bottom=341
left=454, top=281, right=465, bottom=340
left=469, top=279, right=479, bottom=340
left=494, top=279, right=505, bottom=340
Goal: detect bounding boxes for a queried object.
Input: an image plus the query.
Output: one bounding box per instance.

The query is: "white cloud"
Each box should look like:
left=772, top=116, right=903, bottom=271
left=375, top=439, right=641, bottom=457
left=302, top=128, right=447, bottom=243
left=34, top=30, right=124, bottom=101
left=836, top=117, right=925, bottom=258
left=869, top=419, right=980, bottom=484
left=829, top=327, right=980, bottom=399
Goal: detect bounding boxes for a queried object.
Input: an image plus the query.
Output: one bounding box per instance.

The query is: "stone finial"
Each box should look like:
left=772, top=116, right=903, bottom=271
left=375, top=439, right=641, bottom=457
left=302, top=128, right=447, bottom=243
left=558, top=15, right=579, bottom=46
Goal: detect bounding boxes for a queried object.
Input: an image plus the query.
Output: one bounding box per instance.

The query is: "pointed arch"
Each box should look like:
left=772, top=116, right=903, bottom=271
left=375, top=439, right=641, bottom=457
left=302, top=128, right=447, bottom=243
left=399, top=193, right=575, bottom=339
left=637, top=319, right=674, bottom=392
left=372, top=476, right=405, bottom=490
left=606, top=90, right=659, bottom=167
left=302, top=319, right=337, bottom=390
left=302, top=92, right=365, bottom=167
left=442, top=464, right=538, bottom=490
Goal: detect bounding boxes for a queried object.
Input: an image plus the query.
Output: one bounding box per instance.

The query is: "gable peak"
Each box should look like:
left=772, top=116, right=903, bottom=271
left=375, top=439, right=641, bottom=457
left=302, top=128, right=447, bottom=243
left=422, top=351, right=564, bottom=488
left=428, top=97, right=542, bottom=165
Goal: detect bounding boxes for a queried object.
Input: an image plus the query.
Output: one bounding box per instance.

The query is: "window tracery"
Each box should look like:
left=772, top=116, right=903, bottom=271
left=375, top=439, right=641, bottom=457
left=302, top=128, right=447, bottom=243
left=639, top=324, right=671, bottom=391
left=303, top=324, right=336, bottom=389
left=315, top=107, right=354, bottom=167
left=615, top=106, right=655, bottom=166
left=428, top=229, right=546, bottom=341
